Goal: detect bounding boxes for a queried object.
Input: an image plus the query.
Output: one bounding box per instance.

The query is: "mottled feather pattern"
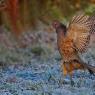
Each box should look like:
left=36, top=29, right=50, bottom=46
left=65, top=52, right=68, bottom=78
left=88, top=14, right=95, bottom=34
left=71, top=13, right=89, bottom=24
left=67, top=13, right=93, bottom=53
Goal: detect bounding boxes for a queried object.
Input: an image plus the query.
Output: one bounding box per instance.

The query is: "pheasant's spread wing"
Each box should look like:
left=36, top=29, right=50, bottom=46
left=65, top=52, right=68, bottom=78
left=67, top=13, right=92, bottom=53
left=88, top=13, right=95, bottom=34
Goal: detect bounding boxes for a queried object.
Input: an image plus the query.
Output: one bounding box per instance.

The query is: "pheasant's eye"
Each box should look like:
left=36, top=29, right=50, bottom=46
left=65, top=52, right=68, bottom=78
left=54, top=23, right=58, bottom=27
left=52, top=21, right=60, bottom=29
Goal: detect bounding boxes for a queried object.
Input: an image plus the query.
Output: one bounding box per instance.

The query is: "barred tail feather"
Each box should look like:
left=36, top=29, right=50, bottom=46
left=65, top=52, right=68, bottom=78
left=81, top=62, right=95, bottom=74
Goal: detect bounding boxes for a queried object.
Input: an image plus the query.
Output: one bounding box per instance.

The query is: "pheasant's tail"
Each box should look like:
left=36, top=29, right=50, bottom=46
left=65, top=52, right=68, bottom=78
left=81, top=62, right=95, bottom=74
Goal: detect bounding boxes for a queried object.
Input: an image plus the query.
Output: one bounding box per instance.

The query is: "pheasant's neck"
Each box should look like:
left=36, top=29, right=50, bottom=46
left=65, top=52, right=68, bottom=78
left=57, top=31, right=65, bottom=57
left=57, top=30, right=66, bottom=40
left=57, top=31, right=66, bottom=51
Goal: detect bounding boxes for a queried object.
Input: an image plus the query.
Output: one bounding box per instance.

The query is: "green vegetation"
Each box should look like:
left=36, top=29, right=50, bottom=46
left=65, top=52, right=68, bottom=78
left=0, top=0, right=95, bottom=36
left=31, top=46, right=45, bottom=56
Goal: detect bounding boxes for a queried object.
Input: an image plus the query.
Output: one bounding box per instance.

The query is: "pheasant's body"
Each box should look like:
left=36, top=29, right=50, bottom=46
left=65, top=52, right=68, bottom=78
left=57, top=31, right=77, bottom=62
left=57, top=27, right=85, bottom=76
left=52, top=13, right=95, bottom=80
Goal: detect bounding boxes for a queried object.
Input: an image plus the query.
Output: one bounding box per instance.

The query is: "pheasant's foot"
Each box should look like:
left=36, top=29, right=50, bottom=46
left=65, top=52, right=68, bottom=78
left=70, top=79, right=75, bottom=86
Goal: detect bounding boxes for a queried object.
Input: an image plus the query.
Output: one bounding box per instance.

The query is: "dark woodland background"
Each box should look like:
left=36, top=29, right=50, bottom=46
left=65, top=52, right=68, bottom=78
left=0, top=0, right=95, bottom=64
left=1, top=0, right=95, bottom=35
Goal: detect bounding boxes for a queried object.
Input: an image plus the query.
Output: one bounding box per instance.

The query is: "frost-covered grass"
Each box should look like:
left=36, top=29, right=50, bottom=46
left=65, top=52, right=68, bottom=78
left=0, top=57, right=95, bottom=95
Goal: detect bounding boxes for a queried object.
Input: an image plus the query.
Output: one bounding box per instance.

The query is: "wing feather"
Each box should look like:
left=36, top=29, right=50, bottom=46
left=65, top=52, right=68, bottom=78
left=88, top=13, right=95, bottom=34
left=67, top=13, right=92, bottom=53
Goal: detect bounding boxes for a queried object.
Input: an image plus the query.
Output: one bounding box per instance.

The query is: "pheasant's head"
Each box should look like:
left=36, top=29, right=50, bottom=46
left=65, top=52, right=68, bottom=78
left=52, top=20, right=67, bottom=35
left=52, top=20, right=61, bottom=29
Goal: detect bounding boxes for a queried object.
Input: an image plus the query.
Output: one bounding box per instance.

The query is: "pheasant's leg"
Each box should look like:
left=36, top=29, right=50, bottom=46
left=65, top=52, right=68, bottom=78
left=69, top=71, right=75, bottom=86
left=68, top=63, right=75, bottom=86
left=61, top=62, right=69, bottom=84
left=61, top=62, right=73, bottom=78
left=61, top=62, right=68, bottom=77
left=61, top=62, right=75, bottom=85
left=69, top=60, right=86, bottom=86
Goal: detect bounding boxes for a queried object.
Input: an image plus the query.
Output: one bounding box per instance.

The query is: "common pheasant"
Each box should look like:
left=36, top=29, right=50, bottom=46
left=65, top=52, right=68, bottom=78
left=52, top=13, right=95, bottom=84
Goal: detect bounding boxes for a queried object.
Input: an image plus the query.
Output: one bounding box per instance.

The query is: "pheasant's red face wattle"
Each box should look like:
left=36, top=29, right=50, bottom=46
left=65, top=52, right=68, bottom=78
left=52, top=20, right=60, bottom=29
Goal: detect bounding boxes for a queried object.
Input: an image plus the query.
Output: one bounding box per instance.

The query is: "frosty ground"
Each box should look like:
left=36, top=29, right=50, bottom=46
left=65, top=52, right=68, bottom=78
left=0, top=56, right=95, bottom=95
left=0, top=27, right=95, bottom=95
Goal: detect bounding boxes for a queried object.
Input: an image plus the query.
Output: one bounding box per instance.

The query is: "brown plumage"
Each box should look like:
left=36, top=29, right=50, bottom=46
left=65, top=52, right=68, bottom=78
left=52, top=13, right=95, bottom=81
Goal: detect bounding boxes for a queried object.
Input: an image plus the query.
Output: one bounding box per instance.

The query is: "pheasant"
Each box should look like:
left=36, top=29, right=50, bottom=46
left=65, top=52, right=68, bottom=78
left=52, top=13, right=95, bottom=83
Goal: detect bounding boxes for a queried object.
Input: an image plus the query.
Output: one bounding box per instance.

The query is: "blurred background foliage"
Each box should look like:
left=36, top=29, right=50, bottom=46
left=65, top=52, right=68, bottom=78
left=0, top=0, right=95, bottom=36
left=0, top=0, right=95, bottom=65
